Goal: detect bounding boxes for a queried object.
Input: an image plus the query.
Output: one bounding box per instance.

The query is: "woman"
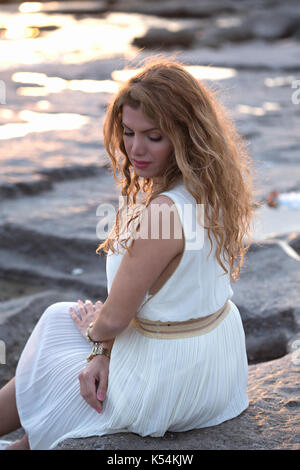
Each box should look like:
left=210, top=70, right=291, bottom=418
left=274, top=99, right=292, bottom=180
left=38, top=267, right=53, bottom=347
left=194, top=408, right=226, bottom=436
left=0, top=59, right=257, bottom=450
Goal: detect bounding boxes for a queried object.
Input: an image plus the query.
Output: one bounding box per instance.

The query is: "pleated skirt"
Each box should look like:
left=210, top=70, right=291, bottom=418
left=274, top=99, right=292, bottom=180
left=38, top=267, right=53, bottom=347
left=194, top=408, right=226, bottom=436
left=15, top=300, right=249, bottom=450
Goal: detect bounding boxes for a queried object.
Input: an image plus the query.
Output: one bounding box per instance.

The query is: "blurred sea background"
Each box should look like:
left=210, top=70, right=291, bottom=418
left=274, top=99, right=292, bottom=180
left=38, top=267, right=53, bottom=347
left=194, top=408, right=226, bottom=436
left=0, top=0, right=300, bottom=298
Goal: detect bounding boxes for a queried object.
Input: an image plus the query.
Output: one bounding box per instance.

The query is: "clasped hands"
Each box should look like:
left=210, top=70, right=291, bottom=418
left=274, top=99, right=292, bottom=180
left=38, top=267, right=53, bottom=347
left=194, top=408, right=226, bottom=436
left=70, top=299, right=111, bottom=414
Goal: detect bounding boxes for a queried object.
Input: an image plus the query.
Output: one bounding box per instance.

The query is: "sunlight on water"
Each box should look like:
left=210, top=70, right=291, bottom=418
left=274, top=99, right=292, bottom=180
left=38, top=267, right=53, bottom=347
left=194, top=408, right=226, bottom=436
left=0, top=10, right=151, bottom=68
left=12, top=65, right=234, bottom=99
left=264, top=76, right=296, bottom=87
left=12, top=72, right=119, bottom=96
left=4, top=25, right=40, bottom=40
left=36, top=100, right=51, bottom=110
left=19, top=2, right=43, bottom=13
left=0, top=110, right=90, bottom=140
left=68, top=79, right=119, bottom=94
left=0, top=109, right=14, bottom=120
left=112, top=66, right=236, bottom=83
left=236, top=102, right=280, bottom=116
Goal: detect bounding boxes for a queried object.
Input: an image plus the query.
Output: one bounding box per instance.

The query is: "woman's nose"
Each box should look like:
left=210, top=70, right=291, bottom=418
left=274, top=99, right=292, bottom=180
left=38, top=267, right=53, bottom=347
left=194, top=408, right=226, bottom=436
left=131, top=135, right=146, bottom=156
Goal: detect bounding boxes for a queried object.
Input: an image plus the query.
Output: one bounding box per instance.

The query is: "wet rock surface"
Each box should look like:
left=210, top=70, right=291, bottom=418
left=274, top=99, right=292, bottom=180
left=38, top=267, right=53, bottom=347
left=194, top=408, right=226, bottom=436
left=132, top=27, right=196, bottom=49
left=232, top=236, right=300, bottom=363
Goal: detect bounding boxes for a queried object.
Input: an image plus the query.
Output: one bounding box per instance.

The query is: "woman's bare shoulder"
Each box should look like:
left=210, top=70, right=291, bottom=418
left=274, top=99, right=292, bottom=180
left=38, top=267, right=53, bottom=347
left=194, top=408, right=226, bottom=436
left=149, top=194, right=175, bottom=206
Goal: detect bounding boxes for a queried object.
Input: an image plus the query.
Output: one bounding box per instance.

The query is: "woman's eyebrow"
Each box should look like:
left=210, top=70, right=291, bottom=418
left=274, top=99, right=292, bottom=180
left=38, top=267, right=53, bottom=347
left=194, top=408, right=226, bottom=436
left=122, top=122, right=159, bottom=133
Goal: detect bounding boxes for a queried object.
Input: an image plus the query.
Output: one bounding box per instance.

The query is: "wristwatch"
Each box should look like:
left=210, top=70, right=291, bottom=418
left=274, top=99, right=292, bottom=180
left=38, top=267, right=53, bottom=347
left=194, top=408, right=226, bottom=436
left=87, top=343, right=111, bottom=362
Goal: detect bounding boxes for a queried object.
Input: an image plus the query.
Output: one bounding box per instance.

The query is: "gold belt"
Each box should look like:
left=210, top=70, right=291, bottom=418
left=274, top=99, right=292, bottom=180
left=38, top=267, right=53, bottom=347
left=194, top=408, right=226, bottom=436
left=132, top=300, right=231, bottom=339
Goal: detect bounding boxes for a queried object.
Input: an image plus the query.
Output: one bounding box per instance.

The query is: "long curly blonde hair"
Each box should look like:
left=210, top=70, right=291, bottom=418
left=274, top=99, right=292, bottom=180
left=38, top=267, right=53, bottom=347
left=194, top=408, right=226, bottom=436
left=97, top=58, right=259, bottom=281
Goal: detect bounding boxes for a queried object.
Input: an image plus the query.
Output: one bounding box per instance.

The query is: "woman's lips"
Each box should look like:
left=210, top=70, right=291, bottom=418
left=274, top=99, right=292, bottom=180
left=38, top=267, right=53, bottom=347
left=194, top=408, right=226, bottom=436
left=132, top=159, right=151, bottom=169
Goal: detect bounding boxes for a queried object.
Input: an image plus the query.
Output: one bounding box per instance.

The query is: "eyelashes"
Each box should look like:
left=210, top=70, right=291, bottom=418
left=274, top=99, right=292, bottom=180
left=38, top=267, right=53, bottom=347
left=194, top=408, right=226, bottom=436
left=123, top=132, right=162, bottom=142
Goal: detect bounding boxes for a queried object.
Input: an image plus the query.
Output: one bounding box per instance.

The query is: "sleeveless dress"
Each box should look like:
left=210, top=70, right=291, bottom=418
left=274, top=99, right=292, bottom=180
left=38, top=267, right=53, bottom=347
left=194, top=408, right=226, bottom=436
left=15, top=180, right=249, bottom=450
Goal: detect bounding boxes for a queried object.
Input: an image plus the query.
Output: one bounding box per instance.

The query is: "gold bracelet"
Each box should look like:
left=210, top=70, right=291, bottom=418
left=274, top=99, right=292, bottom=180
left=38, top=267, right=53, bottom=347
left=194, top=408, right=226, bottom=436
left=85, top=322, right=102, bottom=344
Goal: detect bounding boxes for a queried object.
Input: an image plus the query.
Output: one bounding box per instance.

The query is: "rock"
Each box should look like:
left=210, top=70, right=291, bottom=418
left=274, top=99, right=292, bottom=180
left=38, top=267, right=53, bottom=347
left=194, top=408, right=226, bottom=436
left=110, top=0, right=241, bottom=18
left=38, top=163, right=106, bottom=183
left=38, top=1, right=108, bottom=15
left=245, top=7, right=300, bottom=41
left=0, top=174, right=53, bottom=199
left=196, top=24, right=253, bottom=48
left=288, top=232, right=300, bottom=255
left=199, top=6, right=300, bottom=47
left=0, top=278, right=44, bottom=302
left=232, top=236, right=300, bottom=363
left=132, top=27, right=196, bottom=49
left=178, top=39, right=300, bottom=70
left=0, top=223, right=107, bottom=299
left=51, top=352, right=300, bottom=450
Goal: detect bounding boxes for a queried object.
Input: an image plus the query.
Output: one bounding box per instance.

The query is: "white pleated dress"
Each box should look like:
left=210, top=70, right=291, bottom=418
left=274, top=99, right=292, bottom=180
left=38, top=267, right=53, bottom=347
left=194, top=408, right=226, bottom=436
left=15, top=181, right=249, bottom=450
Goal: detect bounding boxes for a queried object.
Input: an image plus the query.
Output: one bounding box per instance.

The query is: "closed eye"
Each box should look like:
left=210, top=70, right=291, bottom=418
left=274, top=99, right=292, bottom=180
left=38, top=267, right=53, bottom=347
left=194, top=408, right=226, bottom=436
left=122, top=123, right=162, bottom=142
left=123, top=130, right=162, bottom=142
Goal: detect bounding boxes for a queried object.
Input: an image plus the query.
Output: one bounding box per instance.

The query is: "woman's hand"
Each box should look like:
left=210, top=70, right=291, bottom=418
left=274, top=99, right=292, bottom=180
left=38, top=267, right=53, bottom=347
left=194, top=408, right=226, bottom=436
left=70, top=299, right=103, bottom=339
left=78, top=354, right=110, bottom=414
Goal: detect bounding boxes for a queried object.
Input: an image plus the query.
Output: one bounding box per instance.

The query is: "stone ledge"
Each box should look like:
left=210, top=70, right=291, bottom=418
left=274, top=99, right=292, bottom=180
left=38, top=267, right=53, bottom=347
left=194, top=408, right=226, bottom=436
left=52, top=352, right=300, bottom=450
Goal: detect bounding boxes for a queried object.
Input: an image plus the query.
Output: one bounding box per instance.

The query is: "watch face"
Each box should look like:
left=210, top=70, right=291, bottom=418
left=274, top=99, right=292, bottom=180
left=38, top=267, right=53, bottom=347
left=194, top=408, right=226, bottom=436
left=87, top=345, right=110, bottom=362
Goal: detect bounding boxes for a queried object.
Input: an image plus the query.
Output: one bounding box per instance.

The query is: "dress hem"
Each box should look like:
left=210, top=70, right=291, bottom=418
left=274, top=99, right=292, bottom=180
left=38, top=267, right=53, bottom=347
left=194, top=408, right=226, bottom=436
left=47, top=399, right=249, bottom=450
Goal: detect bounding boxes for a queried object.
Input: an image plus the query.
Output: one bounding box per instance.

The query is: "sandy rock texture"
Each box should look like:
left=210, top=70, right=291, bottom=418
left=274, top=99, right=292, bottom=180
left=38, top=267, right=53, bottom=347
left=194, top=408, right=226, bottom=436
left=52, top=352, right=300, bottom=450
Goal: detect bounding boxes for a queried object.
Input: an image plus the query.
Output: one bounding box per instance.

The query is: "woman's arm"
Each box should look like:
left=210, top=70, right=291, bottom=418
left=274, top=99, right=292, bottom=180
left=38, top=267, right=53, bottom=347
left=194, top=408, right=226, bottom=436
left=100, top=338, right=115, bottom=350
left=89, top=195, right=184, bottom=342
left=77, top=196, right=184, bottom=412
left=70, top=301, right=115, bottom=413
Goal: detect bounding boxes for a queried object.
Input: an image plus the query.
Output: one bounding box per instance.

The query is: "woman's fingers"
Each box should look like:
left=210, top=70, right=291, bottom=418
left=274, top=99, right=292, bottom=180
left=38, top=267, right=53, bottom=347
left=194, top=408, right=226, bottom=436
left=79, top=369, right=102, bottom=414
left=76, top=299, right=87, bottom=318
left=77, top=299, right=94, bottom=319
left=71, top=299, right=103, bottom=338
left=97, top=368, right=108, bottom=402
left=84, top=299, right=94, bottom=317
left=78, top=356, right=109, bottom=413
left=76, top=300, right=103, bottom=313
left=70, top=306, right=80, bottom=324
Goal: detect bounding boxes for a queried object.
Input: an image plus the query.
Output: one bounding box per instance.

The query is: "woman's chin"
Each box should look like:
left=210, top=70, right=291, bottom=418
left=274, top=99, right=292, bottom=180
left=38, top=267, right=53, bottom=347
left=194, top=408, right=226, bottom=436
left=133, top=167, right=152, bottom=177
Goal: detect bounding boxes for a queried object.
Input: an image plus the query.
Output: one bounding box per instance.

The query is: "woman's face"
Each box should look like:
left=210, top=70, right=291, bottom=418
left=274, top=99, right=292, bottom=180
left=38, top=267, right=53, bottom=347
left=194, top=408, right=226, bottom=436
left=122, top=105, right=173, bottom=181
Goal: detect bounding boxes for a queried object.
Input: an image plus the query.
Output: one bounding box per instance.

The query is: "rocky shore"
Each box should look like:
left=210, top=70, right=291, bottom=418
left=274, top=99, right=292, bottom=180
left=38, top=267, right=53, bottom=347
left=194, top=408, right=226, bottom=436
left=0, top=196, right=299, bottom=449
left=0, top=0, right=300, bottom=451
